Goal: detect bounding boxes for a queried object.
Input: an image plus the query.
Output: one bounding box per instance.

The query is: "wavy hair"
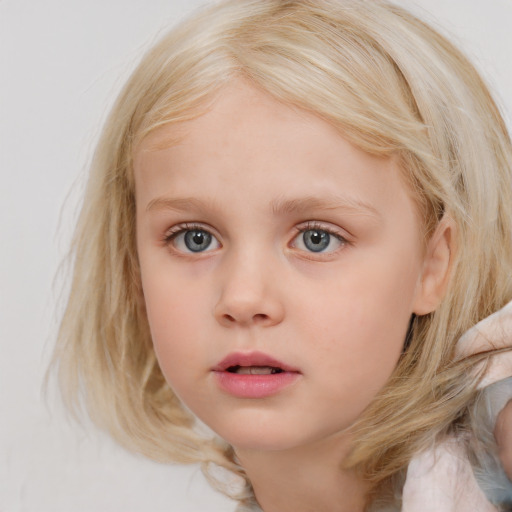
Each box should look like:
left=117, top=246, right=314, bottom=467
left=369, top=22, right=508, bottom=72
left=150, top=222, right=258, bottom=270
left=51, top=0, right=512, bottom=508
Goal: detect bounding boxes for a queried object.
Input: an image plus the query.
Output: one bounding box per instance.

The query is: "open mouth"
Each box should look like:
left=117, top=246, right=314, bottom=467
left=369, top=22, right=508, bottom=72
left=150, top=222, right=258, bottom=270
left=213, top=352, right=300, bottom=398
left=226, top=365, right=284, bottom=375
left=213, top=351, right=298, bottom=374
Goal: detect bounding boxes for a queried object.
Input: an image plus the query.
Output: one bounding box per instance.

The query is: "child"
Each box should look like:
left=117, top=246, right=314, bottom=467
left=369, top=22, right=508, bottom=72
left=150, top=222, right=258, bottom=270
left=52, top=0, right=512, bottom=510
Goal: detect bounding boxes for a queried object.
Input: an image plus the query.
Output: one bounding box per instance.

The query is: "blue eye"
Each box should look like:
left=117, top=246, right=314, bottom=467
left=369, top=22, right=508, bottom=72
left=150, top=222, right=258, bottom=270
left=292, top=225, right=345, bottom=254
left=166, top=226, right=220, bottom=253
left=302, top=230, right=331, bottom=252
left=184, top=230, right=213, bottom=252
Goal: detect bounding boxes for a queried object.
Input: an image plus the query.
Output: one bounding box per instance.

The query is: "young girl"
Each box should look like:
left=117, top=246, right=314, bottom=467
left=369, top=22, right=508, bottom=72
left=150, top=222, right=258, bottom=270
left=52, top=0, right=512, bottom=510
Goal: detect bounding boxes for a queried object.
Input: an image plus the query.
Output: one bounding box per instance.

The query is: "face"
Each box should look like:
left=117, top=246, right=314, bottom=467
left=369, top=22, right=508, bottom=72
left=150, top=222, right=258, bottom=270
left=134, top=80, right=430, bottom=453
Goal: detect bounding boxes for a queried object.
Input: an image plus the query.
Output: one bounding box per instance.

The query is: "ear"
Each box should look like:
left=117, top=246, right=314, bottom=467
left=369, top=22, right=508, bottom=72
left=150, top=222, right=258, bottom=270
left=413, top=216, right=456, bottom=316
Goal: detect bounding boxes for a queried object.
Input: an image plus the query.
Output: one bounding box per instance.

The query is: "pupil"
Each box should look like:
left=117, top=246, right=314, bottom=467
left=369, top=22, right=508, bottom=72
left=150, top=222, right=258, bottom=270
left=303, top=230, right=329, bottom=252
left=311, top=232, right=322, bottom=244
left=192, top=232, right=204, bottom=244
left=185, top=230, right=211, bottom=252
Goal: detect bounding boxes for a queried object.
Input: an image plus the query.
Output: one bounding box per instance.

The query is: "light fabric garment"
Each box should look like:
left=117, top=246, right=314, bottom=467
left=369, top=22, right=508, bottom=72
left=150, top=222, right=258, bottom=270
left=402, top=378, right=512, bottom=512
left=235, top=302, right=512, bottom=512
left=403, top=301, right=512, bottom=511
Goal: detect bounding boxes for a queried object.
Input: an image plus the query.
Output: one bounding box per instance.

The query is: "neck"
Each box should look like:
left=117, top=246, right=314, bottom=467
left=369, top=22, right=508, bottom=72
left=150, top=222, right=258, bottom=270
left=235, top=432, right=369, bottom=512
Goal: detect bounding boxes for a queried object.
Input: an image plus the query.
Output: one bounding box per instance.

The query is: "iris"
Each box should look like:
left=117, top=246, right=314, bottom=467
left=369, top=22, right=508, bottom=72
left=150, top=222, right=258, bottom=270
left=303, top=230, right=330, bottom=252
left=184, top=230, right=212, bottom=252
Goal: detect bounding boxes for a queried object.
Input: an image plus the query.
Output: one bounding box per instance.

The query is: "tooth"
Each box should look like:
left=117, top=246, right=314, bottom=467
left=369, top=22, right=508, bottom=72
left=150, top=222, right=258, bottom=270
left=250, top=366, right=273, bottom=375
left=234, top=366, right=277, bottom=375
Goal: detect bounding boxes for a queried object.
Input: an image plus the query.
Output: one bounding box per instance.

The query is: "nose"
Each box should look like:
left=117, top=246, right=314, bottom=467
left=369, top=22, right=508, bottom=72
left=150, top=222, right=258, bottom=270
left=213, top=252, right=285, bottom=328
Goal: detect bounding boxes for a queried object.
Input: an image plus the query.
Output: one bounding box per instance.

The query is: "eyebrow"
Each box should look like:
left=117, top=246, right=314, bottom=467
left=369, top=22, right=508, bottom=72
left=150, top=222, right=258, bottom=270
left=269, top=195, right=380, bottom=218
left=146, top=194, right=380, bottom=219
left=146, top=196, right=220, bottom=214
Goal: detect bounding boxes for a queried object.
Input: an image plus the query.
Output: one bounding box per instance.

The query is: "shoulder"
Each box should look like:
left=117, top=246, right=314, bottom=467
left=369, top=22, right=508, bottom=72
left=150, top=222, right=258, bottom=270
left=403, top=435, right=499, bottom=512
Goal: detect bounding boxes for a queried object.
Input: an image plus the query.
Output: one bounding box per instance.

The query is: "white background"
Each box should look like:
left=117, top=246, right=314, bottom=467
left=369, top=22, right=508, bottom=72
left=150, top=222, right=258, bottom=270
left=1, top=1, right=511, bottom=511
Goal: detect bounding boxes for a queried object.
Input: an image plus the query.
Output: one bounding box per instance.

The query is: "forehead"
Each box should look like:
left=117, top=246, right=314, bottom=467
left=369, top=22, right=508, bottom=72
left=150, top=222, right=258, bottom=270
left=137, top=80, right=331, bottom=159
left=133, top=80, right=419, bottom=230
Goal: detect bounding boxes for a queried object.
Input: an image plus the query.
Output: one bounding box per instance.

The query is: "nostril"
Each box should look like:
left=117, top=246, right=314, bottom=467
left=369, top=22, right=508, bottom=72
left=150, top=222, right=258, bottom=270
left=253, top=313, right=270, bottom=323
left=221, top=312, right=270, bottom=324
left=214, top=293, right=285, bottom=326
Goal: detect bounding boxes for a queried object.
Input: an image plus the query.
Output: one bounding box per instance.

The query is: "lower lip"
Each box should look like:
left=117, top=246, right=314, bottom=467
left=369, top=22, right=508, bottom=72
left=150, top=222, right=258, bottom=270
left=213, top=371, right=300, bottom=398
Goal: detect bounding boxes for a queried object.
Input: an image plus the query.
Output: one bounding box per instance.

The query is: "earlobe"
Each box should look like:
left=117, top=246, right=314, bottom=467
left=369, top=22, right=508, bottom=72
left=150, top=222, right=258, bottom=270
left=413, top=216, right=456, bottom=316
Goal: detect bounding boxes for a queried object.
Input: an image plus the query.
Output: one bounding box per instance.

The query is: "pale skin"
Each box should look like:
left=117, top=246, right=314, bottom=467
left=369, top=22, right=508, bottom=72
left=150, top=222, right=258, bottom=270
left=133, top=79, right=493, bottom=511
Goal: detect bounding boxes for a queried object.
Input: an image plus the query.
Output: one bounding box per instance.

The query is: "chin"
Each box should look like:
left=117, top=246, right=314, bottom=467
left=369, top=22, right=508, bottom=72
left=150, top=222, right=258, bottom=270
left=204, top=414, right=305, bottom=452
left=210, top=416, right=346, bottom=454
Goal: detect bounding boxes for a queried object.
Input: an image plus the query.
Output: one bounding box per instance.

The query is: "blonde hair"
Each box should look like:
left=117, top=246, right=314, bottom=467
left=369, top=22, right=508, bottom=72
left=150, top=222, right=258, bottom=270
left=52, top=0, right=512, bottom=507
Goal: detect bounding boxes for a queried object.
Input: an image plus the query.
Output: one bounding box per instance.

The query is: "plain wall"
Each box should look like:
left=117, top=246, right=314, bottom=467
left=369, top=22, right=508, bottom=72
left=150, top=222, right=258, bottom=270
left=1, top=1, right=511, bottom=510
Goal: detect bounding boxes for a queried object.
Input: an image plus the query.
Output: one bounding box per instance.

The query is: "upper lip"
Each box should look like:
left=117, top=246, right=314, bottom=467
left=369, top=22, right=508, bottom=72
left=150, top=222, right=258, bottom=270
left=212, top=351, right=300, bottom=373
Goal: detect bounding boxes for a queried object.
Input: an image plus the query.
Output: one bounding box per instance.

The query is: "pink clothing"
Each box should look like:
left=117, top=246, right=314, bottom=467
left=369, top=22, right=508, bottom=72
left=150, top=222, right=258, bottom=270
left=403, top=301, right=512, bottom=511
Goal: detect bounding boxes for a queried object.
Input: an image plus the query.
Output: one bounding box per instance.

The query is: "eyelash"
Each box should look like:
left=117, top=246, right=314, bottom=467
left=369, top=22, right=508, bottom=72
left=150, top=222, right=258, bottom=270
left=163, top=221, right=349, bottom=255
left=163, top=223, right=211, bottom=244
left=291, top=221, right=349, bottom=255
left=293, top=221, right=347, bottom=241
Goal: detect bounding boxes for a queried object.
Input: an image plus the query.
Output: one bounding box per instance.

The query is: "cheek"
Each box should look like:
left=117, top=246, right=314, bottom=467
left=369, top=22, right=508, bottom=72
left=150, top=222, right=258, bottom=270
left=292, top=250, right=420, bottom=407
left=140, top=266, right=212, bottom=387
left=300, top=252, right=419, bottom=349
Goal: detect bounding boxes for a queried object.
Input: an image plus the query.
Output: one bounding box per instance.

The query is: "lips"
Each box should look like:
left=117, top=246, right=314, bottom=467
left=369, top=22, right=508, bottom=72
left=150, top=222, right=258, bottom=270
left=212, top=351, right=301, bottom=398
